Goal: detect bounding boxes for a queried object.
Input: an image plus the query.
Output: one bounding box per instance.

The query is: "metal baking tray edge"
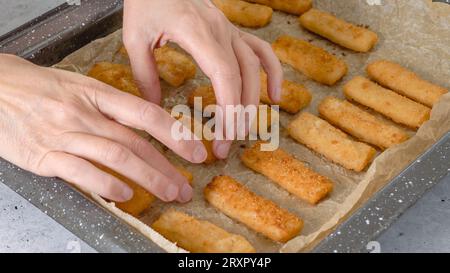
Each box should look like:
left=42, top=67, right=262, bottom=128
left=1, top=0, right=449, bottom=253
left=0, top=0, right=164, bottom=253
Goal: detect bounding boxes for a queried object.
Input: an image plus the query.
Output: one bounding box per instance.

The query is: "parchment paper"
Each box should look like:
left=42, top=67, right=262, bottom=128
left=55, top=0, right=450, bottom=253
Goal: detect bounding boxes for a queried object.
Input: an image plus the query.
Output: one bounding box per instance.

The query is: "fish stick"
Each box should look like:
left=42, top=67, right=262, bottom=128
left=190, top=78, right=311, bottom=114
left=119, top=45, right=196, bottom=87
left=204, top=176, right=303, bottom=243
left=188, top=85, right=218, bottom=112
left=97, top=164, right=155, bottom=217
left=241, top=142, right=333, bottom=204
left=244, top=0, right=312, bottom=15
left=201, top=139, right=217, bottom=165
left=213, top=0, right=273, bottom=28
left=319, top=97, right=410, bottom=150
left=154, top=46, right=197, bottom=87
left=260, top=71, right=312, bottom=114
left=367, top=60, right=448, bottom=107
left=343, top=76, right=431, bottom=129
left=177, top=167, right=194, bottom=185
left=299, top=9, right=378, bottom=52
left=272, top=35, right=348, bottom=85
left=88, top=62, right=142, bottom=97
left=187, top=85, right=276, bottom=134
left=176, top=113, right=217, bottom=164
left=288, top=113, right=376, bottom=172
left=95, top=164, right=193, bottom=216
left=152, top=209, right=256, bottom=253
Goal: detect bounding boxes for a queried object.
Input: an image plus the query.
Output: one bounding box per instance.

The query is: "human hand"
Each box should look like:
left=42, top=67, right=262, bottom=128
left=123, top=0, right=283, bottom=159
left=0, top=54, right=207, bottom=203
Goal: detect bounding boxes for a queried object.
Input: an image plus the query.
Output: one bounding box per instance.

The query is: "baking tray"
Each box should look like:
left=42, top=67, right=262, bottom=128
left=0, top=0, right=449, bottom=253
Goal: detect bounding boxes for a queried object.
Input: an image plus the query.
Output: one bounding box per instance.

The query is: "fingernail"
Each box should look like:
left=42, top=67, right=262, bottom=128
left=178, top=183, right=193, bottom=203
left=165, top=184, right=179, bottom=202
left=274, top=86, right=282, bottom=103
left=193, top=144, right=207, bottom=163
left=122, top=186, right=134, bottom=201
left=216, top=142, right=231, bottom=159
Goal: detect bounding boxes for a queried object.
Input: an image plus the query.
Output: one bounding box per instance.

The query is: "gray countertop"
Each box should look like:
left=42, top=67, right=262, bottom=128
left=0, top=0, right=449, bottom=253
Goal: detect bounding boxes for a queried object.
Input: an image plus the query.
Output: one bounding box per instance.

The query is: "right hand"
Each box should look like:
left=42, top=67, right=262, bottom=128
left=123, top=0, right=283, bottom=159
left=0, top=54, right=207, bottom=203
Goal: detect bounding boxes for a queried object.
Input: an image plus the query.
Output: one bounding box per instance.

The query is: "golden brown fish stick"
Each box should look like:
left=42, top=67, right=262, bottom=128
left=96, top=164, right=155, bottom=217
left=190, top=77, right=311, bottom=114
left=204, top=176, right=303, bottom=243
left=343, top=76, right=431, bottom=129
left=88, top=62, right=142, bottom=97
left=319, top=97, right=410, bottom=150
left=119, top=45, right=196, bottom=87
left=187, top=85, right=276, bottom=134
left=244, top=0, right=312, bottom=15
left=367, top=60, right=448, bottom=107
left=288, top=113, right=376, bottom=172
left=201, top=139, right=217, bottom=165
left=188, top=85, right=218, bottom=112
left=176, top=166, right=195, bottom=185
left=152, top=209, right=256, bottom=253
left=213, top=0, right=273, bottom=28
left=176, top=114, right=217, bottom=164
left=154, top=46, right=197, bottom=87
left=95, top=164, right=193, bottom=216
left=299, top=9, right=378, bottom=52
left=241, top=142, right=333, bottom=204
left=272, top=35, right=348, bottom=85
left=260, top=71, right=312, bottom=114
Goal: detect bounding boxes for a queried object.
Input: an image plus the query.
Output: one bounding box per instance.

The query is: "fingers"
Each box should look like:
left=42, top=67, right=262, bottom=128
left=94, top=120, right=193, bottom=203
left=176, top=30, right=242, bottom=107
left=240, top=31, right=283, bottom=103
left=93, top=87, right=207, bottom=164
left=232, top=37, right=261, bottom=137
left=173, top=26, right=242, bottom=159
left=41, top=152, right=133, bottom=202
left=59, top=132, right=191, bottom=202
left=123, top=36, right=162, bottom=105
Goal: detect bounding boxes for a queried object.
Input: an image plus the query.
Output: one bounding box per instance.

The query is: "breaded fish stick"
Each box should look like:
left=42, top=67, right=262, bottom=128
left=260, top=71, right=312, bottom=114
left=204, top=176, right=303, bottom=242
left=367, top=60, right=448, bottom=107
left=187, top=85, right=275, bottom=134
left=272, top=35, right=348, bottom=85
left=154, top=46, right=197, bottom=87
left=188, top=85, right=218, bottom=112
left=319, top=97, right=409, bottom=150
left=190, top=76, right=311, bottom=114
left=177, top=166, right=194, bottom=185
left=95, top=164, right=193, bottom=216
left=213, top=0, right=273, bottom=28
left=288, top=113, right=376, bottom=172
left=344, top=76, right=431, bottom=129
left=190, top=77, right=311, bottom=114
left=244, top=0, right=312, bottom=15
left=299, top=9, right=378, bottom=52
left=177, top=114, right=217, bottom=164
left=96, top=164, right=155, bottom=217
left=152, top=209, right=256, bottom=253
left=241, top=142, right=333, bottom=204
left=119, top=45, right=196, bottom=87
left=88, top=62, right=142, bottom=97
